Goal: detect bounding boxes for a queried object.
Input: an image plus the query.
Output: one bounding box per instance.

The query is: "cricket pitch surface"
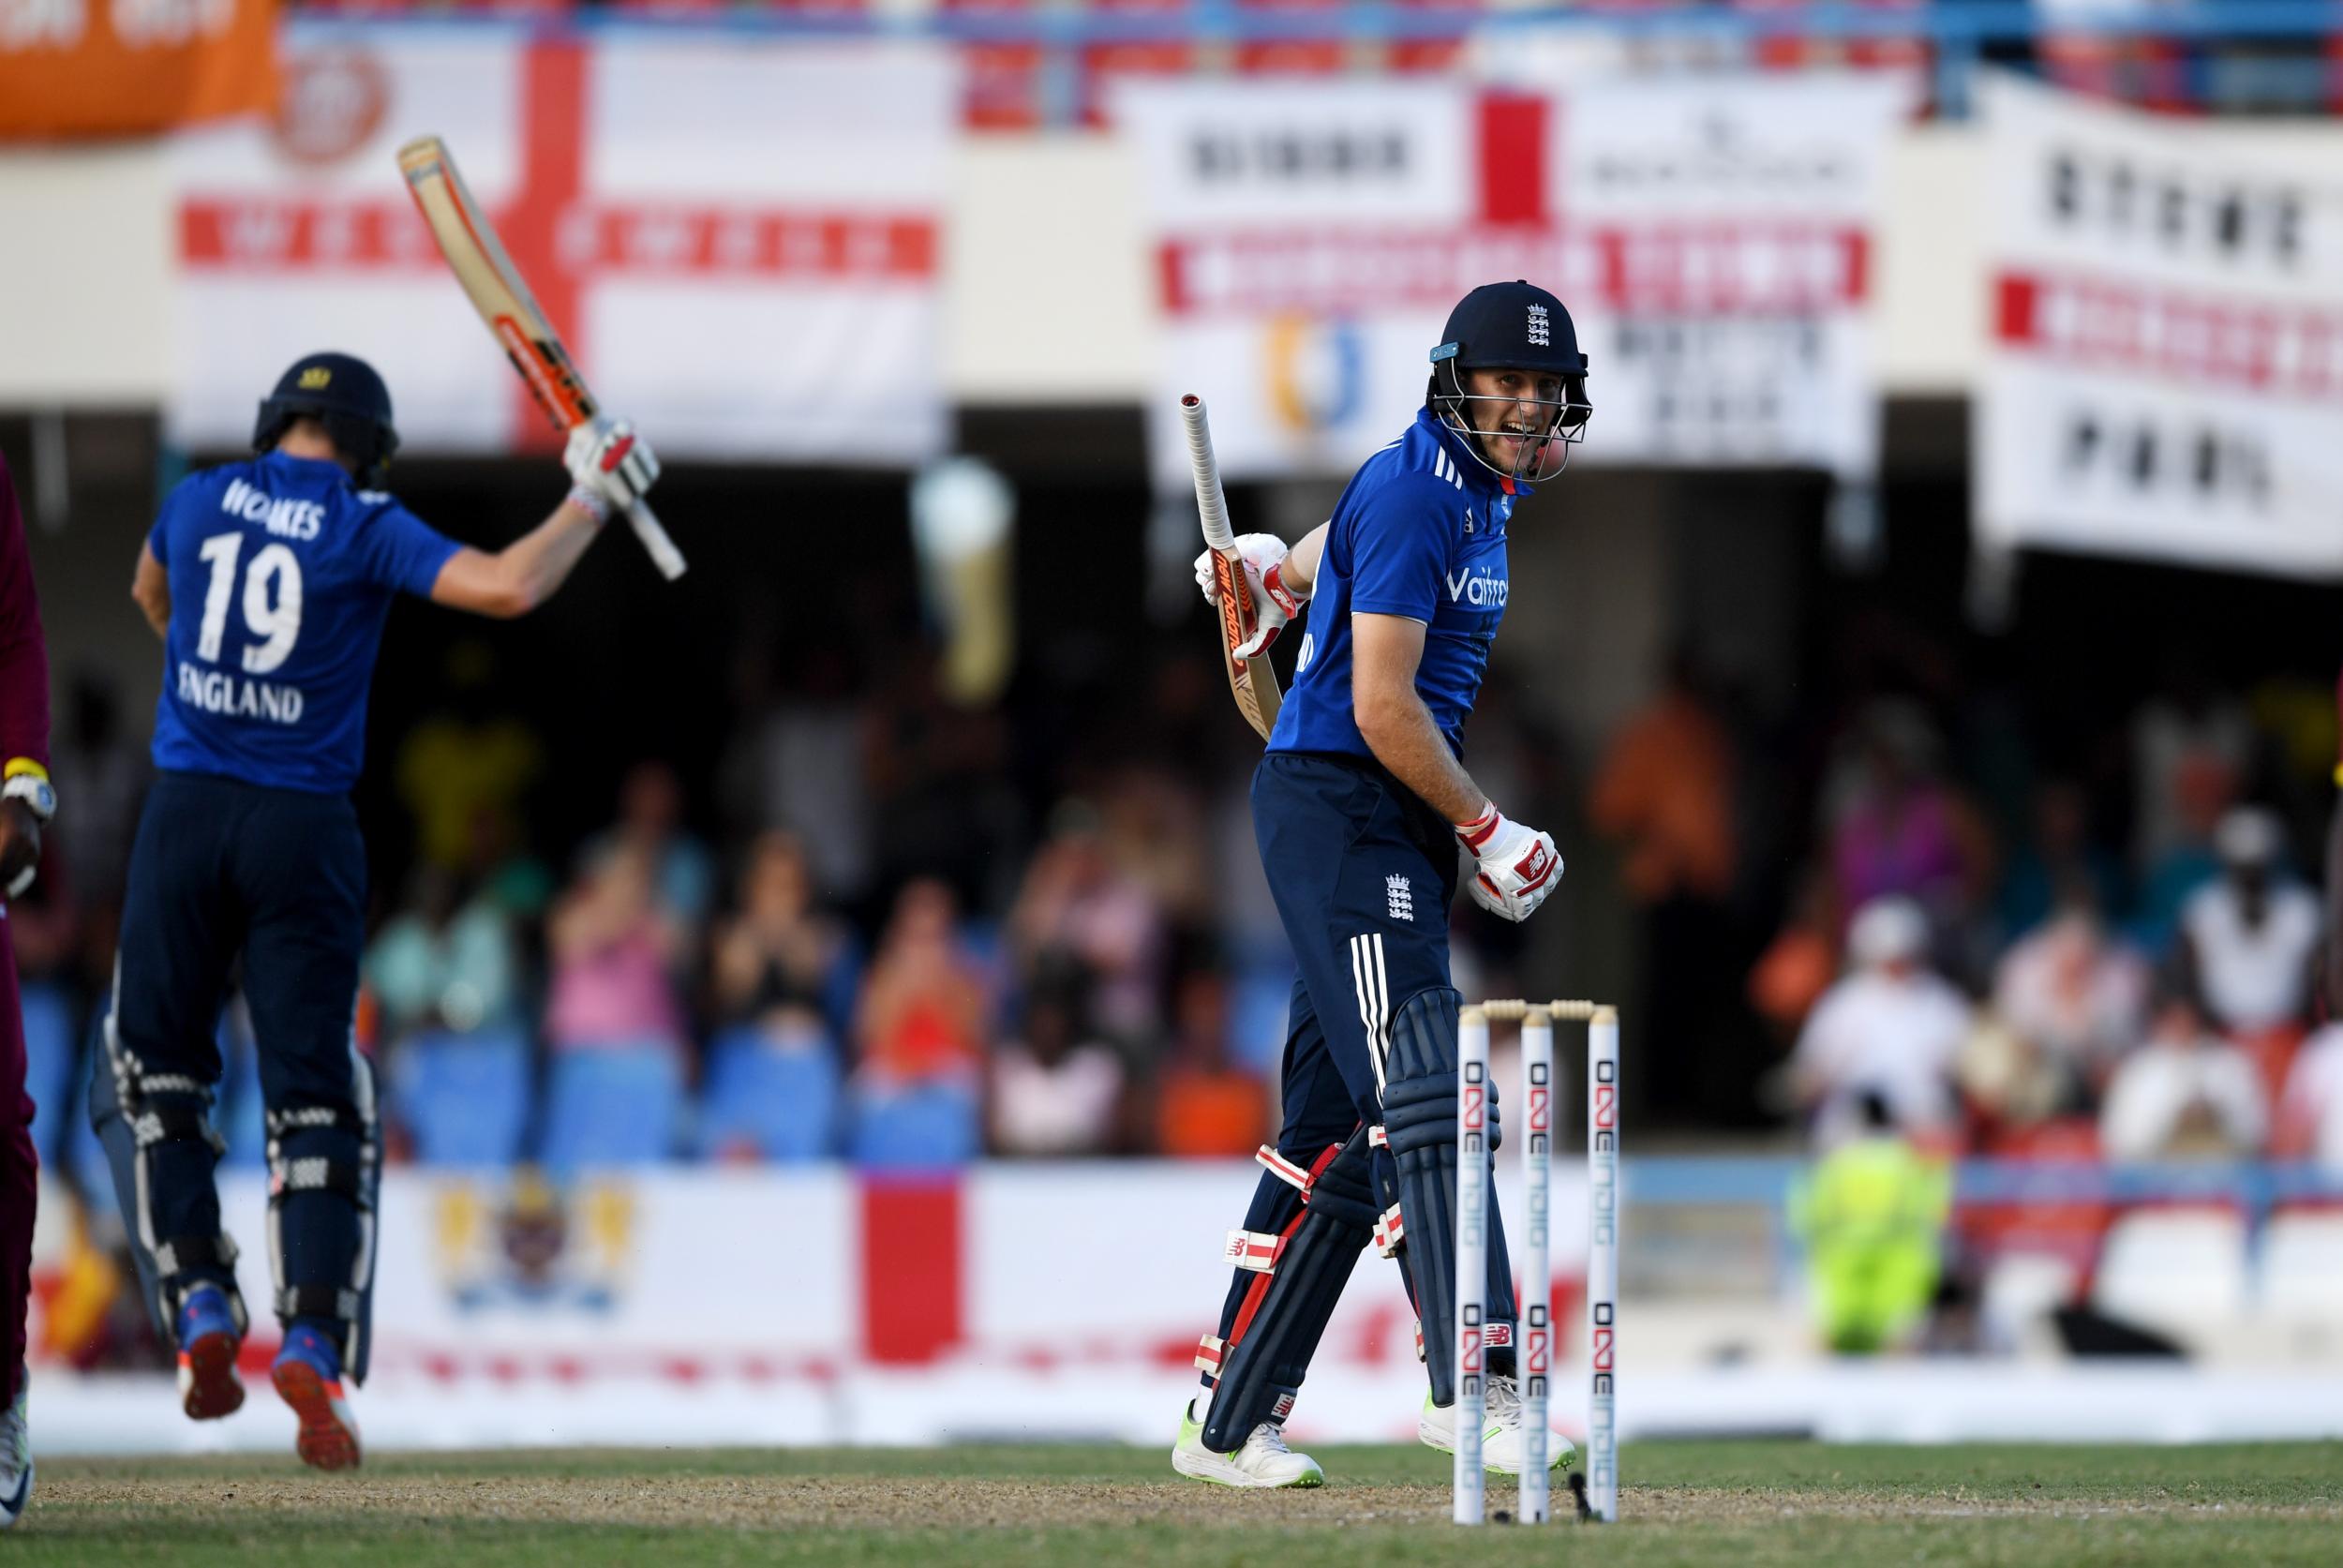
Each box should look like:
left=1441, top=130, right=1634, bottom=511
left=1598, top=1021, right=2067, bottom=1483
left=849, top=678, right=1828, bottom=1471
left=18, top=1440, right=2341, bottom=1564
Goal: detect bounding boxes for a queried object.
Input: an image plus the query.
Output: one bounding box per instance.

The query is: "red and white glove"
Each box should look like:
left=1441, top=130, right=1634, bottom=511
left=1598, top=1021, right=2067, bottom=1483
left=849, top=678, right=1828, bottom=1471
left=1193, top=533, right=1308, bottom=658
left=1455, top=802, right=1561, bottom=923
left=564, top=414, right=660, bottom=514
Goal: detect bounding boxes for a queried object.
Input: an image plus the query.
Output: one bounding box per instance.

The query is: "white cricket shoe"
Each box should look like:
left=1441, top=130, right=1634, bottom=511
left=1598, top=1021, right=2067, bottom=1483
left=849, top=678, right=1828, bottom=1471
left=1419, top=1374, right=1577, bottom=1477
left=0, top=1366, right=31, bottom=1529
left=1172, top=1396, right=1324, bottom=1489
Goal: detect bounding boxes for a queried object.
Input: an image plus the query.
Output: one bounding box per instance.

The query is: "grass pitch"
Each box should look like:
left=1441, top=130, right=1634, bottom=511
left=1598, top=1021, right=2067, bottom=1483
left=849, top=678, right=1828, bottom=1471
left=17, top=1441, right=2342, bottom=1565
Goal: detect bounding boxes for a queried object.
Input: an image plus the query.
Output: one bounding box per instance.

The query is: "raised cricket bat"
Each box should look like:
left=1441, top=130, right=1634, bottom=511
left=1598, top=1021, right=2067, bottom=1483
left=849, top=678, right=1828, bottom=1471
left=1180, top=395, right=1280, bottom=742
left=396, top=134, right=687, bottom=581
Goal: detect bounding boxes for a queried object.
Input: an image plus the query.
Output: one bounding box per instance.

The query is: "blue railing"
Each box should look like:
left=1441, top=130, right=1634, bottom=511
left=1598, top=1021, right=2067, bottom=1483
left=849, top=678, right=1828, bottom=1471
left=296, top=2, right=2343, bottom=125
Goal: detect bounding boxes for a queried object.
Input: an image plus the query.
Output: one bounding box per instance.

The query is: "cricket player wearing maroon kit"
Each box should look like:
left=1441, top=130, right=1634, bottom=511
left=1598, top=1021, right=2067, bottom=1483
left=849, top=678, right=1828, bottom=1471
left=0, top=451, right=56, bottom=1527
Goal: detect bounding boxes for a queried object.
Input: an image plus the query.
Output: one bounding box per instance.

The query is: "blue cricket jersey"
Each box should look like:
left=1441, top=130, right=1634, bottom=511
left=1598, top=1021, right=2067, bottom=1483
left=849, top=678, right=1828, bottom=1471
left=146, top=451, right=463, bottom=795
left=1268, top=408, right=1522, bottom=762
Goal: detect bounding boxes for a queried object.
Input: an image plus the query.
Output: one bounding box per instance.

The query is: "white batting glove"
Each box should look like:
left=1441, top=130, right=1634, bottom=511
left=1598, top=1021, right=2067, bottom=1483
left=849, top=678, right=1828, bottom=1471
left=1193, top=533, right=1308, bottom=657
left=564, top=415, right=660, bottom=511
left=1455, top=802, right=1561, bottom=922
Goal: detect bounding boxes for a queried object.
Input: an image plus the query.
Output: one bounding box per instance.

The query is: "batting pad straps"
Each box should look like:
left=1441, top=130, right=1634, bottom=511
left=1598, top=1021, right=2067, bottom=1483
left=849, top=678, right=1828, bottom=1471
left=1224, top=1230, right=1284, bottom=1274
left=276, top=1285, right=362, bottom=1325
left=1374, top=1203, right=1407, bottom=1258
left=1201, top=1126, right=1378, bottom=1453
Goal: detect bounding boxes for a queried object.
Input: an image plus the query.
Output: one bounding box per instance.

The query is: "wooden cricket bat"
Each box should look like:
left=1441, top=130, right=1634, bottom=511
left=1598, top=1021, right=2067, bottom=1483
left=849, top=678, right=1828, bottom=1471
left=396, top=134, right=687, bottom=581
left=1180, top=395, right=1280, bottom=742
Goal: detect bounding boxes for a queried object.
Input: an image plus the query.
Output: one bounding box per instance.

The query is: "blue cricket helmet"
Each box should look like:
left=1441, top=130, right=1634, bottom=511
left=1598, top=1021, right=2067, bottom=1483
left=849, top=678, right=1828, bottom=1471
left=253, top=351, right=400, bottom=485
left=1430, top=279, right=1589, bottom=380
left=1427, top=280, right=1592, bottom=483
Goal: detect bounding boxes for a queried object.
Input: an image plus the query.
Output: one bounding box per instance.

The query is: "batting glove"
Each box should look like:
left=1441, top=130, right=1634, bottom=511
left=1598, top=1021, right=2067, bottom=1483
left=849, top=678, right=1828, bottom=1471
left=564, top=415, right=660, bottom=511
left=1455, top=802, right=1561, bottom=923
left=1193, top=532, right=1308, bottom=658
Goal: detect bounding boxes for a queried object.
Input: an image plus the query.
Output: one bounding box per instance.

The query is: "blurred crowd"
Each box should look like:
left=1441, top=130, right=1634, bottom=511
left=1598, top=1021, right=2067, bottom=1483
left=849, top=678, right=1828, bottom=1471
left=1608, top=653, right=2343, bottom=1172
left=19, top=613, right=2343, bottom=1181
left=281, top=0, right=2343, bottom=124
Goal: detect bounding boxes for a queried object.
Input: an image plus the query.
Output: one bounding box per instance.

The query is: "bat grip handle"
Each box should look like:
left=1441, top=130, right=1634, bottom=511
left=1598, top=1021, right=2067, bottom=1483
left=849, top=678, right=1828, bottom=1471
left=1180, top=396, right=1234, bottom=552
left=622, top=495, right=688, bottom=581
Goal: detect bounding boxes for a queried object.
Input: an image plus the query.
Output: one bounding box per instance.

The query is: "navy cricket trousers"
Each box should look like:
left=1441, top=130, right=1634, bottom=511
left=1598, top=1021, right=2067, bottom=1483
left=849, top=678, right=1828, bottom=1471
left=92, top=770, right=379, bottom=1369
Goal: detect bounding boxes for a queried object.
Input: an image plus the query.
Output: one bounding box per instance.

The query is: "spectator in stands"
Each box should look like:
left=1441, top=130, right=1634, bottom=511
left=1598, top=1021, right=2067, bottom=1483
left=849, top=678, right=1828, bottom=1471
left=2133, top=662, right=2254, bottom=870
left=1990, top=889, right=2149, bottom=1107
left=2131, top=755, right=2237, bottom=953
left=711, top=830, right=858, bottom=1053
left=2101, top=981, right=2269, bottom=1160
left=1824, top=703, right=1990, bottom=952
left=52, top=672, right=147, bottom=966
left=855, top=877, right=988, bottom=1089
left=1590, top=648, right=1743, bottom=1120
left=393, top=640, right=542, bottom=874
left=1008, top=799, right=1169, bottom=1047
left=2275, top=1023, right=2343, bottom=1172
left=1154, top=971, right=1269, bottom=1157
left=717, top=643, right=878, bottom=909
left=1994, top=779, right=2125, bottom=945
left=1790, top=897, right=1971, bottom=1150
left=585, top=759, right=716, bottom=935
left=1789, top=1090, right=1952, bottom=1355
left=366, top=864, right=522, bottom=1047
left=989, top=957, right=1126, bottom=1157
left=2176, top=806, right=2321, bottom=1038
left=544, top=841, right=688, bottom=1060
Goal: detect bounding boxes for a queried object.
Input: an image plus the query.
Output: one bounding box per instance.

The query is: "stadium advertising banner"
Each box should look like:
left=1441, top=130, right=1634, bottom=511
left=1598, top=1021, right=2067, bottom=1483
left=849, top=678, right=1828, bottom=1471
left=167, top=29, right=953, bottom=463
left=1977, top=76, right=2343, bottom=578
left=0, top=0, right=278, bottom=139
left=1118, top=74, right=1910, bottom=486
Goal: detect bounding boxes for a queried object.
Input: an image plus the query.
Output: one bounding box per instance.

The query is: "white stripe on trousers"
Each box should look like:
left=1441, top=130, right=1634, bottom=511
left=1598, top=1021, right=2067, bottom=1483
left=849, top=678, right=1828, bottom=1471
left=1350, top=933, right=1391, bottom=1102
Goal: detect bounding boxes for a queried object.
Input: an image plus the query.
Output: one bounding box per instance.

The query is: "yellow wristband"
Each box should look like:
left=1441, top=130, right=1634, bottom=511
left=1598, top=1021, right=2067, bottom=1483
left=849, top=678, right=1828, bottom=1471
left=2, top=759, right=46, bottom=784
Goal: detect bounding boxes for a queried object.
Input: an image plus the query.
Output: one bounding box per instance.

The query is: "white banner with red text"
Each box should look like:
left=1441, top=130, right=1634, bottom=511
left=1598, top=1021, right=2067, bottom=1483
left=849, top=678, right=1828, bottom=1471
left=167, top=27, right=952, bottom=464
left=32, top=1163, right=2343, bottom=1454
left=1117, top=73, right=1913, bottom=488
left=1976, top=76, right=2343, bottom=578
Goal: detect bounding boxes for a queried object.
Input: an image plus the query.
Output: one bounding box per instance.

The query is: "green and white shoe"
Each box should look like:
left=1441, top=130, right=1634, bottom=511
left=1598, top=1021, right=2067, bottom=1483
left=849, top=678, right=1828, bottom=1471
left=1172, top=1396, right=1324, bottom=1488
left=1419, top=1375, right=1576, bottom=1477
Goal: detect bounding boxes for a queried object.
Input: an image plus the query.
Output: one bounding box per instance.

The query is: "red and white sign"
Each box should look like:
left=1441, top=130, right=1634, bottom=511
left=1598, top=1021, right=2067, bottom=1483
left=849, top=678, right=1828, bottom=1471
left=1977, top=76, right=2343, bottom=578
left=169, top=28, right=954, bottom=465
left=1120, top=74, right=1909, bottom=485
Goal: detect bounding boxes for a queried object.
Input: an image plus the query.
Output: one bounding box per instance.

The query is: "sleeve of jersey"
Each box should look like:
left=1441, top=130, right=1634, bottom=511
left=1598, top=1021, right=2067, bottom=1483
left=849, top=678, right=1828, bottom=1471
left=366, top=502, right=466, bottom=598
left=1344, top=473, right=1454, bottom=624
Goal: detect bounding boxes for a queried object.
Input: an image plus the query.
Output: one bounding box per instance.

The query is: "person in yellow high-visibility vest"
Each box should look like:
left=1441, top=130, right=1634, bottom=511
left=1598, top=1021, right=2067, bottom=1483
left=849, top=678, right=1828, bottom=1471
left=1789, top=1091, right=1954, bottom=1354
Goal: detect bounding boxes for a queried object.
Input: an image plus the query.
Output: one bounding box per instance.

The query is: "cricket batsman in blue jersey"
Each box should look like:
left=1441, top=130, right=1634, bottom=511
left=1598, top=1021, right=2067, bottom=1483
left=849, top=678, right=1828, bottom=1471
left=1172, top=282, right=1590, bottom=1487
left=92, top=351, right=659, bottom=1469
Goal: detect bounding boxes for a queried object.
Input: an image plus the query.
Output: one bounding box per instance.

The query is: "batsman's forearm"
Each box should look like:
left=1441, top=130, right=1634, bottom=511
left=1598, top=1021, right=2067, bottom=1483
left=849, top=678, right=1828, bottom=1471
left=500, top=500, right=605, bottom=611
left=1359, top=689, right=1485, bottom=825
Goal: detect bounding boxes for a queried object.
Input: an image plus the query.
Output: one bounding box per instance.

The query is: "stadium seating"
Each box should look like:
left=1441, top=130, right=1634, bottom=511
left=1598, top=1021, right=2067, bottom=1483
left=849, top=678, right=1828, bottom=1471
left=2259, top=1208, right=2343, bottom=1328
left=2091, top=1206, right=2251, bottom=1347
left=539, top=1045, right=686, bottom=1170
left=392, top=1028, right=533, bottom=1166
left=850, top=1079, right=982, bottom=1170
left=697, top=1028, right=842, bottom=1161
